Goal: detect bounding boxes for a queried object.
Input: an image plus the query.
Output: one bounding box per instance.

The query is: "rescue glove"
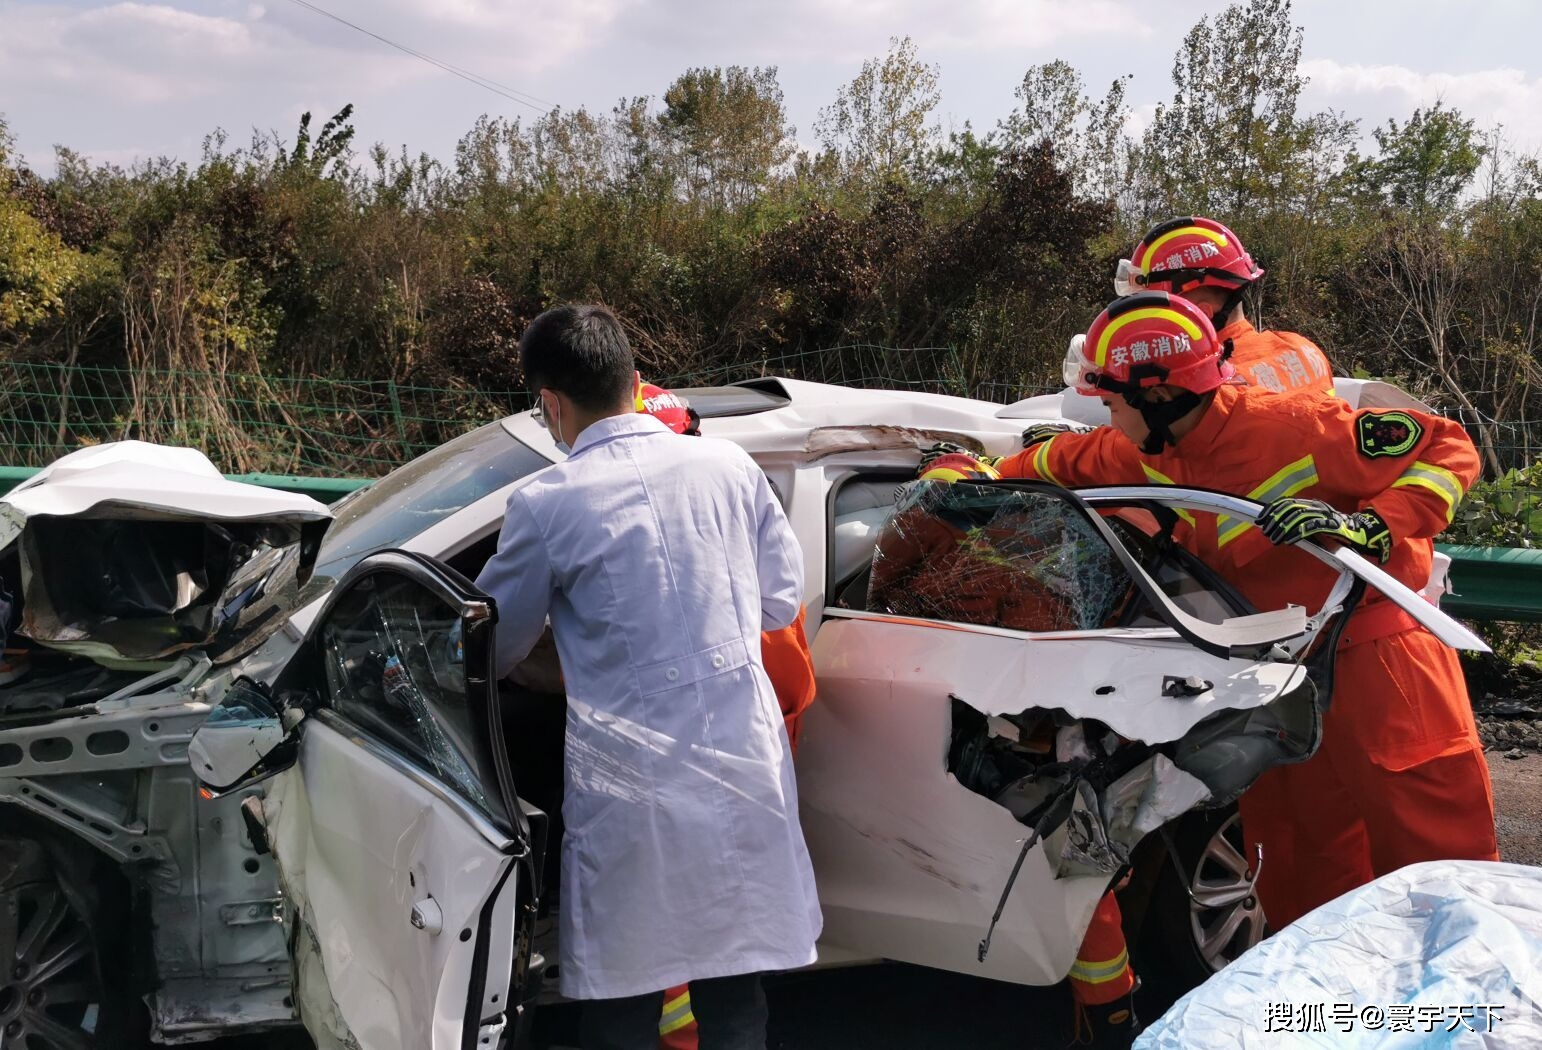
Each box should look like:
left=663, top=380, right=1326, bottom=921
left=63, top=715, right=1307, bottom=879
left=1256, top=497, right=1393, bottom=563
left=919, top=441, right=1001, bottom=472
left=1020, top=421, right=1092, bottom=449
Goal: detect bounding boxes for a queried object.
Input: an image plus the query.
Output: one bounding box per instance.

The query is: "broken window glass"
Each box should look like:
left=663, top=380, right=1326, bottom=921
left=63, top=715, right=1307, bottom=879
left=320, top=573, right=504, bottom=823
left=867, top=482, right=1135, bottom=631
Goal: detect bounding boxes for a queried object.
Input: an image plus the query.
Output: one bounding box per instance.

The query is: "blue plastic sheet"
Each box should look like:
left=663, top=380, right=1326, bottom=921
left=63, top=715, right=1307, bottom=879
left=1138, top=860, right=1542, bottom=1049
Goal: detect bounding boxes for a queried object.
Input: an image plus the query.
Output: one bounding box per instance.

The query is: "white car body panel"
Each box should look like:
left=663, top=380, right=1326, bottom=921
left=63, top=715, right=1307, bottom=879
left=814, top=616, right=1307, bottom=742
left=263, top=718, right=517, bottom=1050
left=0, top=440, right=331, bottom=543
left=797, top=616, right=1305, bottom=983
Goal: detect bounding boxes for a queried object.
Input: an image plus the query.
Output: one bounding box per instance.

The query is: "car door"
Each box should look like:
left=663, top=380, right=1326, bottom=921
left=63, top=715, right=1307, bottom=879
left=259, top=550, right=535, bottom=1050
left=799, top=478, right=1482, bottom=988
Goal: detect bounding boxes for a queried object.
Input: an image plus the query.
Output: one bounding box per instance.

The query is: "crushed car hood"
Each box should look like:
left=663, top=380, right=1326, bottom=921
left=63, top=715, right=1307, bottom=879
left=1, top=441, right=333, bottom=665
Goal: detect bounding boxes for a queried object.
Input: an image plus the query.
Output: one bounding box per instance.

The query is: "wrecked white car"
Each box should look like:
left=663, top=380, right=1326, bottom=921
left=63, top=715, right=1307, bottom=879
left=0, top=379, right=1483, bottom=1049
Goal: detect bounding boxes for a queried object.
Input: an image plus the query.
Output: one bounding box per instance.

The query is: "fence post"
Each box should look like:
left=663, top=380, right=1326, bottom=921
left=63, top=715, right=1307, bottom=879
left=387, top=380, right=408, bottom=442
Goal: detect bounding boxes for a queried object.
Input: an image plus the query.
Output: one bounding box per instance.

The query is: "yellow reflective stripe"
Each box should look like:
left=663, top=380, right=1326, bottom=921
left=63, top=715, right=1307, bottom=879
left=1139, top=464, right=1196, bottom=526
left=1069, top=948, right=1132, bottom=984
left=1033, top=435, right=1063, bottom=487
left=1141, top=226, right=1229, bottom=273
left=1094, top=308, right=1205, bottom=366
left=1217, top=454, right=1319, bottom=548
left=659, top=991, right=694, bottom=1035
left=1391, top=460, right=1464, bottom=522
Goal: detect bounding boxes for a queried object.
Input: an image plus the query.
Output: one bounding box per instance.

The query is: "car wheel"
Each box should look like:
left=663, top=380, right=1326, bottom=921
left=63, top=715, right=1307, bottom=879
left=0, top=837, right=140, bottom=1049
left=1140, top=807, right=1268, bottom=993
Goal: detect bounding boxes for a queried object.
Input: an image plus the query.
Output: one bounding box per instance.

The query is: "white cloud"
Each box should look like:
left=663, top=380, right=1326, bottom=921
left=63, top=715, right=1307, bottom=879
left=0, top=0, right=640, bottom=169
left=610, top=0, right=1149, bottom=66
left=1301, top=57, right=1542, bottom=151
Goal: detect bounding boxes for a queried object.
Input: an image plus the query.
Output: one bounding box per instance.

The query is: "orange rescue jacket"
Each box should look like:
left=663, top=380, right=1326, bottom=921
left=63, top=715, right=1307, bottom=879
left=762, top=607, right=816, bottom=753
left=1220, top=318, right=1334, bottom=397
left=996, top=383, right=1477, bottom=616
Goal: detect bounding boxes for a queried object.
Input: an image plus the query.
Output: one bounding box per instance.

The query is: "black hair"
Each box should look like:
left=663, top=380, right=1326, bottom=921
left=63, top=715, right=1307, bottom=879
left=520, top=304, right=636, bottom=412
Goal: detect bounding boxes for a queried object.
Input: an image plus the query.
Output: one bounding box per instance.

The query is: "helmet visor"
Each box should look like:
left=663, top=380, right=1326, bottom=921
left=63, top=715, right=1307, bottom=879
left=1062, top=334, right=1097, bottom=393
left=1113, top=258, right=1138, bottom=297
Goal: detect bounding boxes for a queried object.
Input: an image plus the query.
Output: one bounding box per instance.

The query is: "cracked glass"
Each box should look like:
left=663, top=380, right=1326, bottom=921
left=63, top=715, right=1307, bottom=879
left=319, top=573, right=502, bottom=822
left=867, top=481, right=1134, bottom=631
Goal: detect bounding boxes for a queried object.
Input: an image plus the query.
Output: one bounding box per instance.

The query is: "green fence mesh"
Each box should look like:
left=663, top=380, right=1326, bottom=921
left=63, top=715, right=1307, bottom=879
left=0, top=349, right=1042, bottom=477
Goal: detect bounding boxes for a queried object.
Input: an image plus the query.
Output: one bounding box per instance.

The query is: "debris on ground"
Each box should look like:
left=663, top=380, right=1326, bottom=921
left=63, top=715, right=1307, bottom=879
left=1477, top=714, right=1542, bottom=755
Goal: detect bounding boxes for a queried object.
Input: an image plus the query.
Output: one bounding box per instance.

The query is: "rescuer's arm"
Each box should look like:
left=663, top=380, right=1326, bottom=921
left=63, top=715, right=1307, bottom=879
left=1257, top=406, right=1479, bottom=560
left=993, top=428, right=1144, bottom=486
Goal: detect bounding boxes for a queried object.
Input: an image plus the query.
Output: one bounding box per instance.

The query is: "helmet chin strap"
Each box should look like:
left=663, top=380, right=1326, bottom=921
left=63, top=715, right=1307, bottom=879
left=1209, top=284, right=1250, bottom=328
left=1128, top=390, right=1202, bottom=455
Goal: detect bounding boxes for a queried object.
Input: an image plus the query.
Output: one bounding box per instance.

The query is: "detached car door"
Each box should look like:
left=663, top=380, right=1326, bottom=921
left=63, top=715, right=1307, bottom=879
left=261, top=551, right=535, bottom=1050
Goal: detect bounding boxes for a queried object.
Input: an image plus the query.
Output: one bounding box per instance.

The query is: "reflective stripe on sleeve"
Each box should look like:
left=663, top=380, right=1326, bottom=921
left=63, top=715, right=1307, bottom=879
left=1033, top=435, right=1063, bottom=487
left=1217, top=454, right=1320, bottom=548
left=1389, top=460, right=1465, bottom=521
left=1139, top=463, right=1196, bottom=526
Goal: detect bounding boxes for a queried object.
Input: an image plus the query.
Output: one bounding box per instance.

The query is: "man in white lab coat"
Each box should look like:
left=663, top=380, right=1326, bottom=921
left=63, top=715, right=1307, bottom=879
left=476, top=305, right=822, bottom=1050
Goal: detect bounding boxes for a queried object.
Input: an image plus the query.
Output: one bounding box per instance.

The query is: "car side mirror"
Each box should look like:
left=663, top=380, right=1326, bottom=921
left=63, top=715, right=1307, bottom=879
left=189, top=678, right=300, bottom=796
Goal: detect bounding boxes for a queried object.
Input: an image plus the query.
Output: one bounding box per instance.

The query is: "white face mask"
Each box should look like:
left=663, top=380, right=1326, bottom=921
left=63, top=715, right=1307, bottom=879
left=543, top=392, right=572, bottom=455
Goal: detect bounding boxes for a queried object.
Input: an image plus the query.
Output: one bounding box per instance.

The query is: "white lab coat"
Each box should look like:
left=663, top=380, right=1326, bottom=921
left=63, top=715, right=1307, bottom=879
left=475, top=413, right=822, bottom=1000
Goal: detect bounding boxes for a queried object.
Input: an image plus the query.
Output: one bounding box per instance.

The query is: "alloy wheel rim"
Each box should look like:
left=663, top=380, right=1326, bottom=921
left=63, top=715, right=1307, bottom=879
left=0, top=881, right=103, bottom=1049
left=1186, top=812, right=1268, bottom=972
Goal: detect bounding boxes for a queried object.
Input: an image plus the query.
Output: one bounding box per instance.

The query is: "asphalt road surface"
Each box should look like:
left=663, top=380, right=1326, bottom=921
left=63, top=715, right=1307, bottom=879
left=215, top=752, right=1542, bottom=1050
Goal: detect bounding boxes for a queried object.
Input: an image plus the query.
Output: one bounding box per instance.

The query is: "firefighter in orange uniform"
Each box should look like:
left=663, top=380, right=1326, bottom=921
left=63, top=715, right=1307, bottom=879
left=1116, top=216, right=1334, bottom=398
left=988, top=292, right=1496, bottom=918
left=634, top=380, right=818, bottom=1050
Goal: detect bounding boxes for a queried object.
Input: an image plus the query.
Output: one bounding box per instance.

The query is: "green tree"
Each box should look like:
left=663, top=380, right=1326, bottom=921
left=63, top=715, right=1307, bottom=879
left=0, top=121, right=85, bottom=334
left=660, top=66, right=795, bottom=209
left=999, top=60, right=1132, bottom=202
left=816, top=37, right=941, bottom=181
left=1352, top=102, right=1486, bottom=218
left=1136, top=0, right=1355, bottom=216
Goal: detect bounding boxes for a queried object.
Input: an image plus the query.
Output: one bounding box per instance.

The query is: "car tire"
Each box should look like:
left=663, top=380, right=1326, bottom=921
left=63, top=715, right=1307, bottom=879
left=1138, top=806, right=1269, bottom=995
left=0, top=834, right=144, bottom=1049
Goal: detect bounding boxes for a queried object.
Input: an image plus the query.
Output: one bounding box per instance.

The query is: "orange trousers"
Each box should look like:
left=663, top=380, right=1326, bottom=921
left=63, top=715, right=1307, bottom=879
left=1068, top=893, right=1135, bottom=1005
left=1238, top=628, right=1498, bottom=929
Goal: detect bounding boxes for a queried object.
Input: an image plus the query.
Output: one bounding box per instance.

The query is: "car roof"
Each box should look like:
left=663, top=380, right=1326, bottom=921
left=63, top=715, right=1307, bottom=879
left=502, top=377, right=1037, bottom=458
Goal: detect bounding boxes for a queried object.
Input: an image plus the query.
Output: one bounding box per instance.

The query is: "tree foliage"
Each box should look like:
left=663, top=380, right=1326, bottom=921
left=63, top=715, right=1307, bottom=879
left=816, top=36, right=941, bottom=181
left=2, top=1, right=1541, bottom=487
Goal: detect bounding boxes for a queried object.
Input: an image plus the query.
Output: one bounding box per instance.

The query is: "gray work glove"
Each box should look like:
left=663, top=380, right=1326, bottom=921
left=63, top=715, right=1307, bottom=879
left=1020, top=422, right=1093, bottom=450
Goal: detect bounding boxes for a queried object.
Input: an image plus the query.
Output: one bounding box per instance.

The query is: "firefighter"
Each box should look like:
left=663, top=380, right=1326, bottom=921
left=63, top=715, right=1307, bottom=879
left=948, top=293, right=1497, bottom=937
left=635, top=379, right=818, bottom=1050
left=1115, top=216, right=1333, bottom=397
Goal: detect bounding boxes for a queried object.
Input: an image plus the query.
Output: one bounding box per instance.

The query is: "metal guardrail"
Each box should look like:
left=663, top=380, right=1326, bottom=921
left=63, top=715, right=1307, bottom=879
left=1437, top=544, right=1542, bottom=624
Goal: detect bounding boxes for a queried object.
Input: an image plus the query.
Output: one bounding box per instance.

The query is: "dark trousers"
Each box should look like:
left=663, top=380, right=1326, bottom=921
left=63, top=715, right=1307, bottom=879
left=580, top=972, right=768, bottom=1050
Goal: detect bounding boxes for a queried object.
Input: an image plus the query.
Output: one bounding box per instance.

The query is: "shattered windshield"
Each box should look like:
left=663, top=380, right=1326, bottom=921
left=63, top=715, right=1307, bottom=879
left=867, top=481, right=1134, bottom=631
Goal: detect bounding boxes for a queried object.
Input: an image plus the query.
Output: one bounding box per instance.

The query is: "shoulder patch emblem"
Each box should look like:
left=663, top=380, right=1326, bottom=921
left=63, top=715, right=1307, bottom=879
left=1356, top=410, right=1423, bottom=458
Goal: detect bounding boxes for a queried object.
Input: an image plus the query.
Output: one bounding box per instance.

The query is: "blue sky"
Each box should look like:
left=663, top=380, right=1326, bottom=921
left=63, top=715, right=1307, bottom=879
left=3, top=0, right=1540, bottom=173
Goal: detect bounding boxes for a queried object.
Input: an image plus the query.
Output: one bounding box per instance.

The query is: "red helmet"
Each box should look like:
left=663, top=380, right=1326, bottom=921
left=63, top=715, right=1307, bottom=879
left=635, top=381, right=697, bottom=435
left=1066, top=292, right=1234, bottom=398
left=1116, top=216, right=1263, bottom=298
